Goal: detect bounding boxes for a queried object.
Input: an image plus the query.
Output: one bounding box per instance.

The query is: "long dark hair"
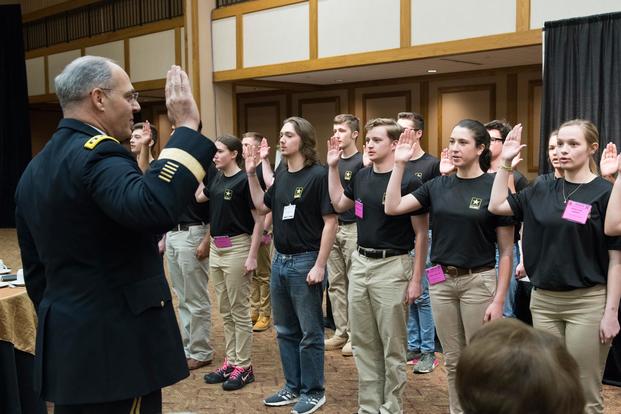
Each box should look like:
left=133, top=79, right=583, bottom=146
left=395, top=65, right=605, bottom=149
left=282, top=116, right=318, bottom=167
left=455, top=119, right=491, bottom=172
left=216, top=134, right=243, bottom=167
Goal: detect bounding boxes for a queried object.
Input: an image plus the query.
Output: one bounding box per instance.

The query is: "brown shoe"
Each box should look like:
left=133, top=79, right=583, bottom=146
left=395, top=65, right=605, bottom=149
left=251, top=310, right=259, bottom=325
left=187, top=358, right=212, bottom=370
left=253, top=315, right=271, bottom=332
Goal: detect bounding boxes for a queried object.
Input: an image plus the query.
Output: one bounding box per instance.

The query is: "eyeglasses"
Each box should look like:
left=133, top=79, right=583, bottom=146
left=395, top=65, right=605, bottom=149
left=490, top=137, right=505, bottom=143
left=99, top=88, right=139, bottom=103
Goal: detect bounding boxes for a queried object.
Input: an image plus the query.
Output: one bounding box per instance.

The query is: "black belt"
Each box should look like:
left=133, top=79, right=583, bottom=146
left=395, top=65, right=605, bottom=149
left=357, top=246, right=408, bottom=259
left=440, top=265, right=495, bottom=277
left=338, top=219, right=356, bottom=225
left=174, top=222, right=205, bottom=231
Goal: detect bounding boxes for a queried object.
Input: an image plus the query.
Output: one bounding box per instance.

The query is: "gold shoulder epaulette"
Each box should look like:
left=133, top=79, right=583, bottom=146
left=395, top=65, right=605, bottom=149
left=84, top=135, right=120, bottom=150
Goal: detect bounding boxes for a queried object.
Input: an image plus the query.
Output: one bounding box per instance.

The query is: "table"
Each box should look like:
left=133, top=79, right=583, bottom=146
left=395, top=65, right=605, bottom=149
left=0, top=286, right=46, bottom=414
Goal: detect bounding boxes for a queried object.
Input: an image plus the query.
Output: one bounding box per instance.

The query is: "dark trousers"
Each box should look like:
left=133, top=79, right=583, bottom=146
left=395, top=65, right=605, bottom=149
left=54, top=389, right=161, bottom=414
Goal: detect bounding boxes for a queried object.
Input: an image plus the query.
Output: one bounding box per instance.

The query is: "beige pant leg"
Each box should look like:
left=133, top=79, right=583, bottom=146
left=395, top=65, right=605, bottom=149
left=531, top=285, right=610, bottom=414
left=429, top=269, right=495, bottom=414
left=210, top=234, right=253, bottom=367
left=327, top=223, right=357, bottom=339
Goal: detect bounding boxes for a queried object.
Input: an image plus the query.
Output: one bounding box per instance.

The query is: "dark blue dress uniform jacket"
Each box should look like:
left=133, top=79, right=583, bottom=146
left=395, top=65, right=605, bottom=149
left=14, top=119, right=216, bottom=405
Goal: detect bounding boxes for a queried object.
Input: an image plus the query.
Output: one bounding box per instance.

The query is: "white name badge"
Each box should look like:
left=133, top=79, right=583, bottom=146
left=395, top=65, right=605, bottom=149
left=283, top=204, right=296, bottom=220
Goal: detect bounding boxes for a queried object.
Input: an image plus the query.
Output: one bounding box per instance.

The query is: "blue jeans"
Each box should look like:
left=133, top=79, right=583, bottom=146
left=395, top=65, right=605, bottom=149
left=407, top=230, right=436, bottom=353
left=495, top=243, right=520, bottom=318
left=271, top=251, right=325, bottom=396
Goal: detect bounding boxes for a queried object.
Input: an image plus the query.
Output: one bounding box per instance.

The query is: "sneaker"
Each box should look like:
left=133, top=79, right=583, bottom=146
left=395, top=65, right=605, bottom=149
left=406, top=349, right=422, bottom=365
left=291, top=393, right=326, bottom=414
left=413, top=352, right=439, bottom=374
left=253, top=315, right=271, bottom=332
left=222, top=365, right=255, bottom=391
left=341, top=340, right=352, bottom=356
left=263, top=388, right=299, bottom=406
left=0, top=260, right=10, bottom=275
left=204, top=359, right=234, bottom=384
left=324, top=335, right=347, bottom=350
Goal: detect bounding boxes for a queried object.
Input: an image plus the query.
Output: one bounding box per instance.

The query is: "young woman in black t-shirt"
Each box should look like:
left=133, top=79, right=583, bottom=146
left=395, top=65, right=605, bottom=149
left=490, top=120, right=621, bottom=414
left=198, top=135, right=264, bottom=391
left=385, top=120, right=514, bottom=414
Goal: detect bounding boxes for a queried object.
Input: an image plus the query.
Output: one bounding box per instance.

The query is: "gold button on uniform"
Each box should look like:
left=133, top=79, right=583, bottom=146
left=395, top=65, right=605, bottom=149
left=160, top=300, right=165, bottom=307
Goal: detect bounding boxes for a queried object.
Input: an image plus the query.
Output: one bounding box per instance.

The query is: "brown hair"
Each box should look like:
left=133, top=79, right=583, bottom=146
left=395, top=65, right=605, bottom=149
left=333, top=114, right=360, bottom=133
left=242, top=131, right=264, bottom=144
left=282, top=116, right=318, bottom=167
left=484, top=119, right=512, bottom=141
left=216, top=134, right=243, bottom=167
left=558, top=119, right=599, bottom=174
left=365, top=118, right=402, bottom=141
left=456, top=319, right=585, bottom=414
left=397, top=111, right=424, bottom=130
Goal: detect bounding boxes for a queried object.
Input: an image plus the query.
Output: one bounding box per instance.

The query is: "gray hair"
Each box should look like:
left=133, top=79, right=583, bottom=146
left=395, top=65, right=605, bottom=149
left=54, top=55, right=116, bottom=109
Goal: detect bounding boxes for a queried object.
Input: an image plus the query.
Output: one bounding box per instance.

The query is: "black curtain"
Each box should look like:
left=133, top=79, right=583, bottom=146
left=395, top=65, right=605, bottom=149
left=0, top=5, right=32, bottom=227
left=539, top=12, right=621, bottom=174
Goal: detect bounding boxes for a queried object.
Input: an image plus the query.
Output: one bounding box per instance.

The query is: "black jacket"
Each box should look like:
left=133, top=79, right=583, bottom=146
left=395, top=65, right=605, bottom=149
left=15, top=118, right=216, bottom=404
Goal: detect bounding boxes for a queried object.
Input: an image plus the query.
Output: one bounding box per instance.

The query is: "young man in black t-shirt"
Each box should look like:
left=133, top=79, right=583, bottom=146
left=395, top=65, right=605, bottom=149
left=242, top=132, right=274, bottom=332
left=245, top=117, right=337, bottom=414
left=397, top=111, right=440, bottom=373
left=328, top=118, right=429, bottom=414
left=324, top=114, right=364, bottom=357
left=485, top=120, right=528, bottom=319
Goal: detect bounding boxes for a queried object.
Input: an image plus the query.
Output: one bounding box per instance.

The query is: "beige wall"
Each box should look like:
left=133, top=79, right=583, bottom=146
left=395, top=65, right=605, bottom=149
left=236, top=66, right=542, bottom=178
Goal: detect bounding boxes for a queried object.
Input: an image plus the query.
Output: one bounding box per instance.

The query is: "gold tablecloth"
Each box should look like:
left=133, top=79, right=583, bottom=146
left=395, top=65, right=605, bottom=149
left=0, top=287, right=37, bottom=355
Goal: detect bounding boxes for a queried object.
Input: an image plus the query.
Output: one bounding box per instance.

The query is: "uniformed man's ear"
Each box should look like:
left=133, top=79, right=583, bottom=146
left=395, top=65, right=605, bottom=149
left=89, top=88, right=106, bottom=111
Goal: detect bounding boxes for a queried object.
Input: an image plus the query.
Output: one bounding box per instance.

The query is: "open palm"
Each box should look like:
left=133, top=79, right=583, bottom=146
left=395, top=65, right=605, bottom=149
left=259, top=137, right=270, bottom=160
left=395, top=129, right=415, bottom=163
left=326, top=136, right=342, bottom=167
left=439, top=148, right=454, bottom=175
left=600, top=142, right=618, bottom=177
left=501, top=124, right=526, bottom=162
left=243, top=142, right=259, bottom=173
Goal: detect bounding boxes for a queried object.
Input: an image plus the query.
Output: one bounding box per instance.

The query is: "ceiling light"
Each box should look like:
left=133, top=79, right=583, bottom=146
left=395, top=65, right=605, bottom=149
left=335, top=79, right=344, bottom=82
left=427, top=69, right=437, bottom=73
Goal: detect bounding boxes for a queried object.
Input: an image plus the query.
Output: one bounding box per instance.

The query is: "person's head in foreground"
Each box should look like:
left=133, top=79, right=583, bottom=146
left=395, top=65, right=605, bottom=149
left=456, top=319, right=585, bottom=414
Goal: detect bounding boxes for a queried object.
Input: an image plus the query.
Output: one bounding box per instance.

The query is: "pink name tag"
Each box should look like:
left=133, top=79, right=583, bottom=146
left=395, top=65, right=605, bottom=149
left=355, top=200, right=363, bottom=219
left=562, top=200, right=592, bottom=224
left=213, top=236, right=232, bottom=248
left=426, top=265, right=447, bottom=285
left=261, top=233, right=272, bottom=245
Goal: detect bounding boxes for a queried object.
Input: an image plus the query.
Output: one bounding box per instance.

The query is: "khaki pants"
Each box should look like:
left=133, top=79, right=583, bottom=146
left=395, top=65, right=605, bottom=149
left=349, top=250, right=411, bottom=414
left=210, top=234, right=253, bottom=368
left=251, top=241, right=272, bottom=317
left=530, top=284, right=610, bottom=414
left=165, top=225, right=213, bottom=362
left=428, top=269, right=496, bottom=414
left=327, top=222, right=358, bottom=339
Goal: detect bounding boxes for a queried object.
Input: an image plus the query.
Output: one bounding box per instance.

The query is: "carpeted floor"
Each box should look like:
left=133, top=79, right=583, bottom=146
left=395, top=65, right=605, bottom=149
left=1, top=227, right=620, bottom=413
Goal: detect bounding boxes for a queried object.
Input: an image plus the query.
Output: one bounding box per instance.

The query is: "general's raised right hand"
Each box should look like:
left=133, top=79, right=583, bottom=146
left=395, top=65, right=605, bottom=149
left=165, top=66, right=200, bottom=131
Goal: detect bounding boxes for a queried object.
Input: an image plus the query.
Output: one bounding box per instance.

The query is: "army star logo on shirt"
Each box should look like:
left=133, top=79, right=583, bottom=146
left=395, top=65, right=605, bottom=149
left=224, top=189, right=233, bottom=200
left=344, top=171, right=353, bottom=181
left=294, top=187, right=304, bottom=199
left=469, top=197, right=482, bottom=209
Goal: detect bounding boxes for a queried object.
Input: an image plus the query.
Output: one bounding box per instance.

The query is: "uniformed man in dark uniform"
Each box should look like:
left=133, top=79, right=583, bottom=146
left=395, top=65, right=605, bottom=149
left=15, top=56, right=216, bottom=413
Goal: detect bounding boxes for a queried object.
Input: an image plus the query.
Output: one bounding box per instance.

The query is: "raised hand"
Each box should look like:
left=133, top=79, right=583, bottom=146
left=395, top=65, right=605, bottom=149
left=501, top=123, right=526, bottom=163
left=600, top=142, right=618, bottom=177
left=326, top=136, right=342, bottom=167
left=362, top=144, right=372, bottom=167
left=439, top=147, right=455, bottom=175
left=165, top=66, right=199, bottom=130
left=259, top=137, right=270, bottom=160
left=139, top=120, right=152, bottom=147
left=395, top=128, right=415, bottom=164
left=511, top=155, right=523, bottom=169
left=243, top=142, right=259, bottom=174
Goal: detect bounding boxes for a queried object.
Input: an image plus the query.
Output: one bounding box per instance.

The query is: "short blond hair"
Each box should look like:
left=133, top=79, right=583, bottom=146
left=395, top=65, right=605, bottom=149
left=364, top=118, right=402, bottom=141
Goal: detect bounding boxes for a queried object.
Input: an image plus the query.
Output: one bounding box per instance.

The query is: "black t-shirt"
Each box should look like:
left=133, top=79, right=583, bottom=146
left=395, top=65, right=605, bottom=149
left=413, top=173, right=514, bottom=268
left=206, top=170, right=255, bottom=237
left=513, top=170, right=529, bottom=192
left=508, top=176, right=621, bottom=290
left=338, top=152, right=364, bottom=223
left=176, top=163, right=217, bottom=225
left=344, top=167, right=425, bottom=251
left=264, top=164, right=335, bottom=254
left=405, top=153, right=441, bottom=183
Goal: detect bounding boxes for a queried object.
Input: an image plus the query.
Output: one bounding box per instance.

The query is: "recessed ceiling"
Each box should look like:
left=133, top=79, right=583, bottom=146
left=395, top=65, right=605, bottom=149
left=257, top=45, right=542, bottom=85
